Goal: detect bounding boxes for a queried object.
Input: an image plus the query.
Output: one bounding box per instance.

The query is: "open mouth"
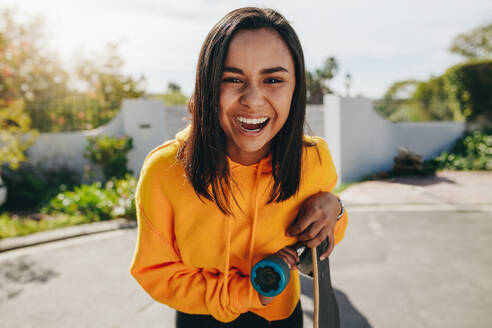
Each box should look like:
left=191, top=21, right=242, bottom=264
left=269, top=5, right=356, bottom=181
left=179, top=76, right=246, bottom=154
left=236, top=116, right=270, bottom=132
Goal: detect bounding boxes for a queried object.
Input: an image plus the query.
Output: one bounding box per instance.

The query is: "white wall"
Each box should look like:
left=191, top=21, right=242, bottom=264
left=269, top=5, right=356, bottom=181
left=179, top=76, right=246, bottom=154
left=324, top=95, right=466, bottom=183
left=323, top=96, right=343, bottom=183
left=121, top=99, right=190, bottom=175
left=305, top=105, right=325, bottom=138
left=26, top=111, right=123, bottom=176
left=26, top=97, right=466, bottom=184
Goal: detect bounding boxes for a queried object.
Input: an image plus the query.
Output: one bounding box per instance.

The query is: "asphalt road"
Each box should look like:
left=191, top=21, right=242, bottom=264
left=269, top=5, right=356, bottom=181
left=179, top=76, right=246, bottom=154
left=1, top=209, right=491, bottom=328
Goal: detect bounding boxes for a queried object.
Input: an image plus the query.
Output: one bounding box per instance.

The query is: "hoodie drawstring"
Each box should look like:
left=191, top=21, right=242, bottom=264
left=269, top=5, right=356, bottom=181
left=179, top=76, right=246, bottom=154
left=222, top=211, right=232, bottom=306
left=247, top=159, right=264, bottom=304
left=222, top=158, right=265, bottom=307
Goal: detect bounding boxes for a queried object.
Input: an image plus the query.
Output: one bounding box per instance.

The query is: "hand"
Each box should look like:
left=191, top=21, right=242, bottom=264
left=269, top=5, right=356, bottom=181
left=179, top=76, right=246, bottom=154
left=287, top=192, right=341, bottom=261
left=274, top=244, right=300, bottom=270
left=258, top=245, right=300, bottom=306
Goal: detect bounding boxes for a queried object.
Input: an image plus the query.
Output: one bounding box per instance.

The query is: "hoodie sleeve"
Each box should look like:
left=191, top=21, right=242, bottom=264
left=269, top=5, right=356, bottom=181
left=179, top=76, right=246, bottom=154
left=315, top=138, right=348, bottom=246
left=129, top=156, right=265, bottom=323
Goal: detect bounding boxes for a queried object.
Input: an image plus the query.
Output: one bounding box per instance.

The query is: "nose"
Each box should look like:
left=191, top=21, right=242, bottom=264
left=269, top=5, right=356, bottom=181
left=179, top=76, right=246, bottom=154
left=239, top=84, right=266, bottom=108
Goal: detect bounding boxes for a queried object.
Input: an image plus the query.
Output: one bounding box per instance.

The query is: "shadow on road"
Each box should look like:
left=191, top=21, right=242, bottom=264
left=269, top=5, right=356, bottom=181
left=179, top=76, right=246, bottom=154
left=387, top=175, right=457, bottom=187
left=0, top=255, right=59, bottom=304
left=300, top=274, right=372, bottom=328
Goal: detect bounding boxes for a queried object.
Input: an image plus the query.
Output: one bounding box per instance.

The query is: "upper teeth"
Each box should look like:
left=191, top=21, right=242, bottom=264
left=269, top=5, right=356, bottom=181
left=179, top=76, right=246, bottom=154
left=237, top=116, right=268, bottom=124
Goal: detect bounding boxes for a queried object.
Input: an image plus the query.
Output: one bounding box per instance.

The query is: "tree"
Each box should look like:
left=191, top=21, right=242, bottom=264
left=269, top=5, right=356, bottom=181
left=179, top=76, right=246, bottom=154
left=0, top=99, right=38, bottom=169
left=412, top=76, right=460, bottom=121
left=450, top=23, right=492, bottom=60
left=377, top=23, right=492, bottom=125
left=442, top=60, right=492, bottom=128
left=167, top=82, right=181, bottom=92
left=0, top=8, right=71, bottom=109
left=374, top=80, right=421, bottom=120
left=150, top=82, right=188, bottom=106
left=74, top=42, right=146, bottom=107
left=306, top=57, right=339, bottom=104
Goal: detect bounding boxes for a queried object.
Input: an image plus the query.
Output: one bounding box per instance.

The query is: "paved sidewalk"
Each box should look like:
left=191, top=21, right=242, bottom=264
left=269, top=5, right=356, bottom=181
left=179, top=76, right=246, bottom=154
left=340, top=170, right=492, bottom=212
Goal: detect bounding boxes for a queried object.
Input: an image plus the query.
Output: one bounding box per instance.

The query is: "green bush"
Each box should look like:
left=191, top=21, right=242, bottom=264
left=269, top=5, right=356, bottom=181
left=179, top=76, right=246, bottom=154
left=106, top=174, right=137, bottom=220
left=425, top=130, right=492, bottom=171
left=442, top=60, right=492, bottom=123
left=0, top=163, right=81, bottom=211
left=376, top=60, right=492, bottom=125
left=84, top=135, right=133, bottom=181
left=42, top=174, right=137, bottom=221
left=42, top=182, right=118, bottom=221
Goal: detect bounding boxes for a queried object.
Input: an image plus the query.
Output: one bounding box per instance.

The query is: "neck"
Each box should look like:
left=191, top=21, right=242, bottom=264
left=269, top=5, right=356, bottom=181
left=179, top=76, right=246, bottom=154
left=226, top=146, right=270, bottom=166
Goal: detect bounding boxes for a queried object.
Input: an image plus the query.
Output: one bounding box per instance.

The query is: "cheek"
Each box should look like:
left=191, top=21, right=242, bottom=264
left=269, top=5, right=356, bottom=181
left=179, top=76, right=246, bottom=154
left=219, top=88, right=235, bottom=113
left=270, top=90, right=293, bottom=123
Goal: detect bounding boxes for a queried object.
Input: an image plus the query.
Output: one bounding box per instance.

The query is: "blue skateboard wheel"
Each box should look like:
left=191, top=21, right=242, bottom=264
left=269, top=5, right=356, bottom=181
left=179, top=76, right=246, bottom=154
left=251, top=255, right=291, bottom=297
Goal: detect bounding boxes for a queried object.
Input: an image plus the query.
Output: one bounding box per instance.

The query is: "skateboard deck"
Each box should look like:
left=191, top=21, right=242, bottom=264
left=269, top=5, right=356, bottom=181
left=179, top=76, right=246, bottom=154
left=298, top=240, right=340, bottom=328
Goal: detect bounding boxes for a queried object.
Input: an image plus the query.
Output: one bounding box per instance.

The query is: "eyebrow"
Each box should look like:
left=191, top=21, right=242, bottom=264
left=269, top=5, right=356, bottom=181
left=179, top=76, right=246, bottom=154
left=223, top=66, right=289, bottom=74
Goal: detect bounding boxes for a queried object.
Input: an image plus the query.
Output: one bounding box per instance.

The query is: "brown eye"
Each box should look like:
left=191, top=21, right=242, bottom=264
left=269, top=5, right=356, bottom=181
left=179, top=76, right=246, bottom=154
left=264, top=78, right=283, bottom=84
left=223, top=77, right=243, bottom=84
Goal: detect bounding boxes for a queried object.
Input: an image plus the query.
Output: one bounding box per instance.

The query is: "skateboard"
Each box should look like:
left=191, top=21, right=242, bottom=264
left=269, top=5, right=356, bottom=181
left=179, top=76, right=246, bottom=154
left=251, top=239, right=340, bottom=328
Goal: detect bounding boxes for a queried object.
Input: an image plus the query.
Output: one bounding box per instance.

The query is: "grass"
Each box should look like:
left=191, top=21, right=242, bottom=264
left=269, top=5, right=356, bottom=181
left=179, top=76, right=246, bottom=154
left=334, top=182, right=356, bottom=194
left=0, top=212, right=93, bottom=239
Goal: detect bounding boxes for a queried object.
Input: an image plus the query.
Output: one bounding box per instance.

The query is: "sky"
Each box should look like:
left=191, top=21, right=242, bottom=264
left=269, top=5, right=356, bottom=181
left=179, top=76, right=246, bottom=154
left=2, top=0, right=492, bottom=99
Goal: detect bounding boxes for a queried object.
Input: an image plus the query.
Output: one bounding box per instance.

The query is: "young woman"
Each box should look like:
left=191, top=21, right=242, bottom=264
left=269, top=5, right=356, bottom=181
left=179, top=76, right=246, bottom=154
left=130, top=7, right=348, bottom=328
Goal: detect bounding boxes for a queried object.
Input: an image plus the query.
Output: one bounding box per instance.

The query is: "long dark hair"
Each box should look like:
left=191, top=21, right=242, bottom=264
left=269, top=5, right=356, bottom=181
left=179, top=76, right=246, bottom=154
left=179, top=7, right=308, bottom=215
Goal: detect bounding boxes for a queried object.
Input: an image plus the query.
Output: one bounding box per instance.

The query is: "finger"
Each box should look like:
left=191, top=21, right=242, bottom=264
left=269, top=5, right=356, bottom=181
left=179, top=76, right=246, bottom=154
left=276, top=251, right=293, bottom=269
left=282, top=246, right=300, bottom=263
left=287, top=205, right=314, bottom=237
left=320, top=232, right=335, bottom=261
left=305, top=226, right=330, bottom=249
left=277, top=249, right=297, bottom=269
left=296, top=216, right=326, bottom=243
left=281, top=250, right=298, bottom=269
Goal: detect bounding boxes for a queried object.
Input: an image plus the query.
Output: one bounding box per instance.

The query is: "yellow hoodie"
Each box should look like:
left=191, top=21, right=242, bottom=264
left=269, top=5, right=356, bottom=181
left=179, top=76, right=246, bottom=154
left=129, top=129, right=348, bottom=323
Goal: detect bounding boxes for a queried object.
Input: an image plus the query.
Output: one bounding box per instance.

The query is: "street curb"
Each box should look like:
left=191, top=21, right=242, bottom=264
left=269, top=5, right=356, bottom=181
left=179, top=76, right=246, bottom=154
left=345, top=203, right=492, bottom=212
left=0, top=218, right=137, bottom=253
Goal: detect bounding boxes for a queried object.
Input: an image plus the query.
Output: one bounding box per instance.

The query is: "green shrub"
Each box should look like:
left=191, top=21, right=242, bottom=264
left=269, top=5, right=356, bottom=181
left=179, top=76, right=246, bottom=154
left=425, top=130, right=492, bottom=171
left=84, top=135, right=133, bottom=181
left=442, top=60, right=492, bottom=123
left=42, top=182, right=118, bottom=221
left=105, top=174, right=137, bottom=220
left=42, top=174, right=137, bottom=221
left=376, top=60, right=492, bottom=125
left=1, top=163, right=81, bottom=211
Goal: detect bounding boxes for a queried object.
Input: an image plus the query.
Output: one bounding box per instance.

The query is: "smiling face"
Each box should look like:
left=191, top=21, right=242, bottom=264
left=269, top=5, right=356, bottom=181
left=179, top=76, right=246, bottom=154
left=219, top=28, right=296, bottom=166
